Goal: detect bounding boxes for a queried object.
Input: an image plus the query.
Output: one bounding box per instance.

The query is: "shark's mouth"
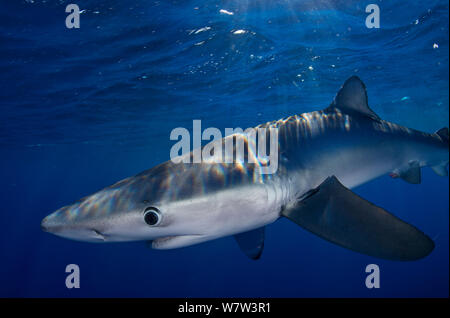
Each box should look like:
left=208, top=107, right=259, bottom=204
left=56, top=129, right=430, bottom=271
left=92, top=229, right=106, bottom=241
left=151, top=234, right=207, bottom=249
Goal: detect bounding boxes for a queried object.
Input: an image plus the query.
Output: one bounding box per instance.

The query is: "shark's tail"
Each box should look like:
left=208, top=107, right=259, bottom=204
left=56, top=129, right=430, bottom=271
left=431, top=127, right=449, bottom=177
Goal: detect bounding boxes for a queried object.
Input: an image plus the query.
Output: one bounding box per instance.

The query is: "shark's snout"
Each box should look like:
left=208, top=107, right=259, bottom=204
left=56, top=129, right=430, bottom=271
left=41, top=194, right=148, bottom=242
left=41, top=206, right=95, bottom=241
left=41, top=218, right=49, bottom=232
left=41, top=215, right=63, bottom=233
left=41, top=212, right=108, bottom=242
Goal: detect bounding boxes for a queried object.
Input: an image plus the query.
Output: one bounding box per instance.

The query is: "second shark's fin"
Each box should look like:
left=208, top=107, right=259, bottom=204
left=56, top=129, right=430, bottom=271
left=281, top=176, right=434, bottom=261
left=431, top=164, right=448, bottom=177
left=234, top=227, right=265, bottom=260
left=435, top=127, right=449, bottom=142
left=399, top=161, right=421, bottom=184
left=390, top=161, right=422, bottom=184
left=327, top=76, right=380, bottom=120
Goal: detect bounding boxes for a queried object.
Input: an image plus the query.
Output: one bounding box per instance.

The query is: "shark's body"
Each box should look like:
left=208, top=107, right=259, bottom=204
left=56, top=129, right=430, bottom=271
left=42, top=77, right=449, bottom=260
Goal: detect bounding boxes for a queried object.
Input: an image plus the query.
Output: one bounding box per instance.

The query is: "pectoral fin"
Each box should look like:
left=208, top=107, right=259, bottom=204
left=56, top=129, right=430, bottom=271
left=281, top=176, right=434, bottom=261
left=234, top=227, right=265, bottom=260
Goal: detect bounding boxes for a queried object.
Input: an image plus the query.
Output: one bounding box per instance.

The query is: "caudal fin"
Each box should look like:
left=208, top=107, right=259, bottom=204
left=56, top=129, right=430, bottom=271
left=431, top=127, right=449, bottom=176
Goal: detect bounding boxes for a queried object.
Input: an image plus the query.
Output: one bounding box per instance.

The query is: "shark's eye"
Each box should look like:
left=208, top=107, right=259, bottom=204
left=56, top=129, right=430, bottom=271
left=144, top=207, right=161, bottom=226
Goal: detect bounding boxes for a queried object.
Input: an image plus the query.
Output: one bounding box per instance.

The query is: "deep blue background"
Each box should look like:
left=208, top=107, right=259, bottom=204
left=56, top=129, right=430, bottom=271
left=0, top=0, right=448, bottom=297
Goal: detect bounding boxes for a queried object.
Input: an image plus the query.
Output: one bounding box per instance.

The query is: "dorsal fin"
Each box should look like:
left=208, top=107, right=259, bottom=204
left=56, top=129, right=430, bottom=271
left=327, top=76, right=380, bottom=120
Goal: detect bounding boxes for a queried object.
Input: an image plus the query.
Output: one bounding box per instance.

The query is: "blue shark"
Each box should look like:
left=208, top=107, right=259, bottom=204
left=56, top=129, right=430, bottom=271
left=41, top=76, right=448, bottom=260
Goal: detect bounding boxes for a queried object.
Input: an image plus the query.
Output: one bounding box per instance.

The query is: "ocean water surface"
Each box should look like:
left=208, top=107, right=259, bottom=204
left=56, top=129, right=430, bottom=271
left=0, top=0, right=448, bottom=297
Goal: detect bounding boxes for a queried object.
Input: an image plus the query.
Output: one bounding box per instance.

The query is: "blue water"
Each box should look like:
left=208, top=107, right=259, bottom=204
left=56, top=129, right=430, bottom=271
left=0, top=0, right=448, bottom=297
